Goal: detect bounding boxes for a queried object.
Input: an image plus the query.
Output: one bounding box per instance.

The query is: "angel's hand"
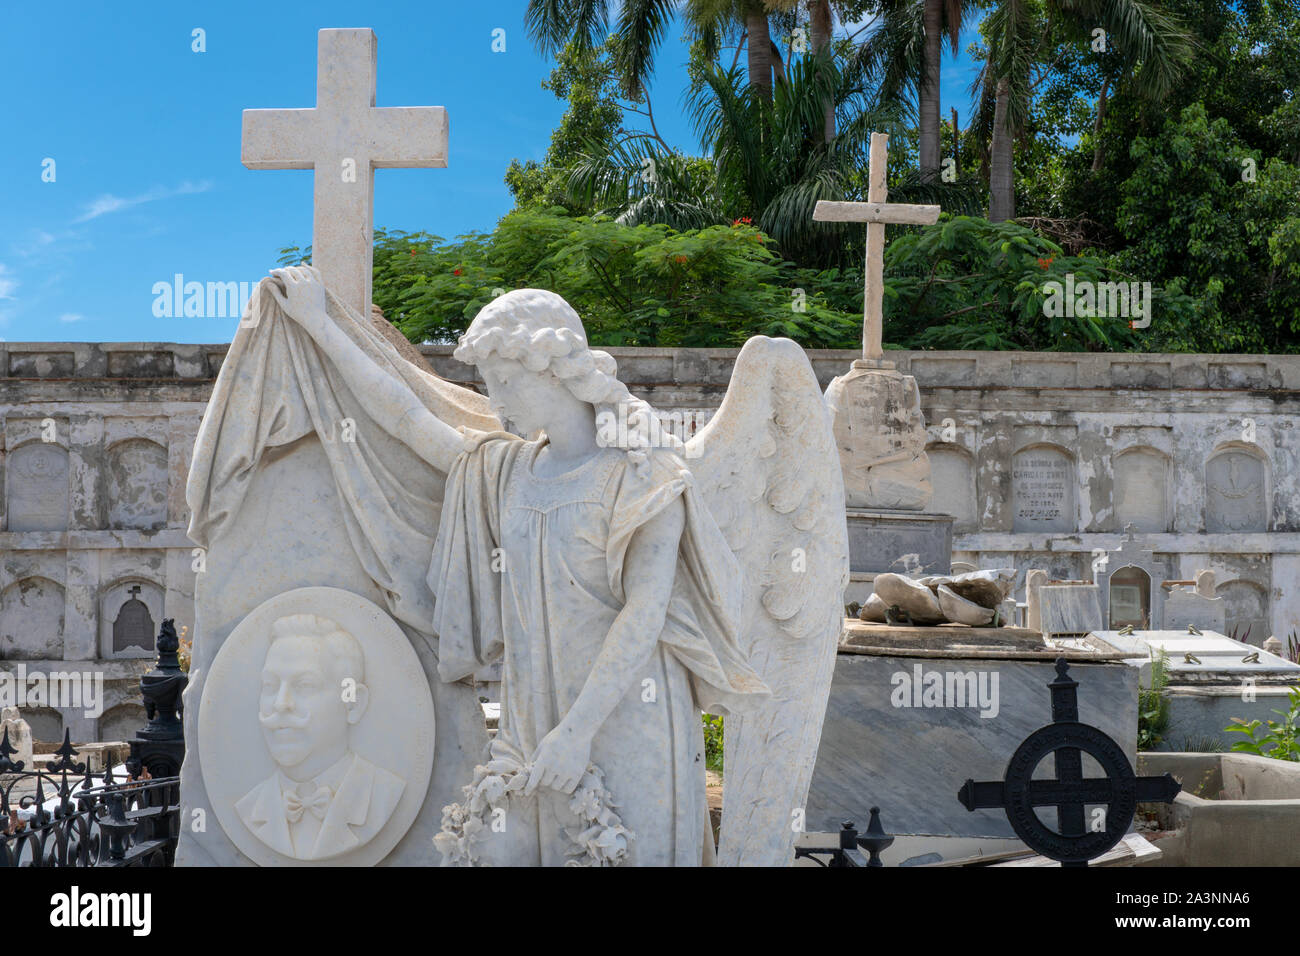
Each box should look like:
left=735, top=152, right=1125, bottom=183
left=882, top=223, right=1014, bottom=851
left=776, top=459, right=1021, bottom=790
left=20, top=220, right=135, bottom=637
left=268, top=264, right=330, bottom=334
left=524, top=722, right=592, bottom=796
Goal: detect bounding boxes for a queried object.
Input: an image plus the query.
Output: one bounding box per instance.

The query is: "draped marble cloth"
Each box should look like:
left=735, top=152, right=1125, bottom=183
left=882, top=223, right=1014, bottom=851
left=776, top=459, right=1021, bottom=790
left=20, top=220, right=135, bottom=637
left=430, top=435, right=768, bottom=866
left=186, top=279, right=498, bottom=640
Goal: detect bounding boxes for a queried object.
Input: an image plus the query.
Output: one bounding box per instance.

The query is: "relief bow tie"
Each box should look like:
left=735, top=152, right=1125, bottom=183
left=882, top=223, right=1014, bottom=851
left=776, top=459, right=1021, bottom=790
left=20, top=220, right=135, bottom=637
left=284, top=785, right=332, bottom=823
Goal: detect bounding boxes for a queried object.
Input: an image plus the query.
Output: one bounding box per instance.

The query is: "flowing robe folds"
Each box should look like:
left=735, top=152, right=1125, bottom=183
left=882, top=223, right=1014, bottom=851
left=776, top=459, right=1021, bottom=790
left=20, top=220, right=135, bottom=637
left=430, top=434, right=768, bottom=866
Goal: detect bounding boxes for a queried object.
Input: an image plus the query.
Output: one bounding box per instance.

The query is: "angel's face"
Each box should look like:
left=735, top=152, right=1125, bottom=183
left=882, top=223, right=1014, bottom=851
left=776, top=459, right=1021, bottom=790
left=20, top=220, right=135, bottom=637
left=479, top=356, right=563, bottom=436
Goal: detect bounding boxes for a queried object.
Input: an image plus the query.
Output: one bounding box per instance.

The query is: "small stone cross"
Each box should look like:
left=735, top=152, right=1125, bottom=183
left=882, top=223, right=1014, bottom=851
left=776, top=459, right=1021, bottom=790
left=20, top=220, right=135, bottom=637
left=813, top=132, right=940, bottom=367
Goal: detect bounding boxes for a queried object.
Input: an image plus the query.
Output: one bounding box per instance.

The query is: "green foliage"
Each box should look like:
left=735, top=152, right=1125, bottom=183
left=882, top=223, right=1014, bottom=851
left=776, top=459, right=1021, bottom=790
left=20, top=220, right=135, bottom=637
left=1114, top=104, right=1300, bottom=351
left=374, top=210, right=861, bottom=349
left=1225, top=687, right=1300, bottom=762
left=702, top=713, right=724, bottom=774
left=505, top=41, right=627, bottom=213
left=1138, top=648, right=1172, bottom=751
left=880, top=216, right=1199, bottom=351
left=1037, top=0, right=1300, bottom=349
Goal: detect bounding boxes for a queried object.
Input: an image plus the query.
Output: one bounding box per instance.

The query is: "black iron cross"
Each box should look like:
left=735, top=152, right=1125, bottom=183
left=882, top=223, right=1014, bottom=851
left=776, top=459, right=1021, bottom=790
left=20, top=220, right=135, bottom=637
left=958, top=658, right=1180, bottom=866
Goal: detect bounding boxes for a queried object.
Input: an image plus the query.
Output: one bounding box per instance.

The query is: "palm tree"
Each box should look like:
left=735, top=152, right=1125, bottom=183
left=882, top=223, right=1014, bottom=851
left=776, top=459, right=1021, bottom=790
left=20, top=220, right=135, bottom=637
left=920, top=0, right=968, bottom=176
left=852, top=0, right=970, bottom=178
left=689, top=0, right=783, bottom=101
left=524, top=0, right=679, bottom=97
left=764, top=0, right=838, bottom=139
left=979, top=0, right=1193, bottom=221
left=564, top=56, right=983, bottom=267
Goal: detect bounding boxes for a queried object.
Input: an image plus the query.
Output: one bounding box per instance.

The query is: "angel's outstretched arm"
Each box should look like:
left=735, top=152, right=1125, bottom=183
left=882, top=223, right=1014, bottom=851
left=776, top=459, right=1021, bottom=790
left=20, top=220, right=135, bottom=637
left=268, top=266, right=463, bottom=472
left=524, top=495, right=686, bottom=795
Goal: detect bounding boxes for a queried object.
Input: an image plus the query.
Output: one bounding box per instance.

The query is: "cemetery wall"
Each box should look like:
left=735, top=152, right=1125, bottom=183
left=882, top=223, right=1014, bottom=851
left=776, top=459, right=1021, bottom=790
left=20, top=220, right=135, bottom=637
left=2, top=342, right=1297, bottom=738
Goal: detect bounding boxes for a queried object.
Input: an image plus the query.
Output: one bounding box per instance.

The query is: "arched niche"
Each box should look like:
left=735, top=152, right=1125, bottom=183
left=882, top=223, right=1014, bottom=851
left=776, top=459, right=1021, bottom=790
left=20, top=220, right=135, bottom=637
left=99, top=578, right=162, bottom=659
left=1206, top=445, right=1268, bottom=533
left=1108, top=565, right=1152, bottom=628
left=1012, top=444, right=1076, bottom=532
left=98, top=703, right=147, bottom=744
left=927, top=445, right=979, bottom=532
left=106, top=438, right=169, bottom=531
left=5, top=441, right=69, bottom=532
left=0, top=576, right=65, bottom=660
left=1113, top=446, right=1170, bottom=532
left=16, top=707, right=63, bottom=745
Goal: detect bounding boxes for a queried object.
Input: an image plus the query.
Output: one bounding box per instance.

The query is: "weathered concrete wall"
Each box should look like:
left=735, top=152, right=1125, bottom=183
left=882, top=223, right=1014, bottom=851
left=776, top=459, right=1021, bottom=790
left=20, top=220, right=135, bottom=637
left=2, top=343, right=1297, bottom=738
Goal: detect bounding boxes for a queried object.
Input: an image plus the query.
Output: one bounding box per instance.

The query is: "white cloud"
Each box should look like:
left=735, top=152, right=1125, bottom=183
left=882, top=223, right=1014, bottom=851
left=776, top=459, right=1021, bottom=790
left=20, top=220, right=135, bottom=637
left=59, top=312, right=85, bottom=323
left=0, top=263, right=17, bottom=300
left=74, top=180, right=213, bottom=223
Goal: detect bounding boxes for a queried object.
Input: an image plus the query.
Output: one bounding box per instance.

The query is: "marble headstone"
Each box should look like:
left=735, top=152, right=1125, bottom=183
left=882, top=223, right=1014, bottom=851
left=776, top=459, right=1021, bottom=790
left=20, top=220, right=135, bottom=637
left=1, top=706, right=34, bottom=769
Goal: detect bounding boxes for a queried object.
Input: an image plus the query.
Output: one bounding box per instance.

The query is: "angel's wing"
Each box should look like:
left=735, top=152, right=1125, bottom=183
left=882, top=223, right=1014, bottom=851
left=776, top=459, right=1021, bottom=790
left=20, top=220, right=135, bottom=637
left=684, top=336, right=849, bottom=867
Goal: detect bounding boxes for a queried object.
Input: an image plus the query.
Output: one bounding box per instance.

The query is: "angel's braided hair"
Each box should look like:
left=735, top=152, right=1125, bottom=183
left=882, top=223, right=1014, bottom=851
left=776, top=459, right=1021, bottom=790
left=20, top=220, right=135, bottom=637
left=453, top=289, right=671, bottom=469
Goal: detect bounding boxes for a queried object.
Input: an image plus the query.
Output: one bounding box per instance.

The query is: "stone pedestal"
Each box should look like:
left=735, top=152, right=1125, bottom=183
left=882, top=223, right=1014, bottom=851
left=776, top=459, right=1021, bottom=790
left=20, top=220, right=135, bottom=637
left=826, top=359, right=955, bottom=606
left=825, top=361, right=932, bottom=511
left=845, top=509, right=954, bottom=605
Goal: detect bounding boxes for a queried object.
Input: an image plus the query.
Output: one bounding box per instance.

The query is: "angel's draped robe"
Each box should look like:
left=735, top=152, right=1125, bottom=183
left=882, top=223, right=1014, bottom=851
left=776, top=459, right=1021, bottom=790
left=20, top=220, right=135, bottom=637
left=430, top=432, right=768, bottom=866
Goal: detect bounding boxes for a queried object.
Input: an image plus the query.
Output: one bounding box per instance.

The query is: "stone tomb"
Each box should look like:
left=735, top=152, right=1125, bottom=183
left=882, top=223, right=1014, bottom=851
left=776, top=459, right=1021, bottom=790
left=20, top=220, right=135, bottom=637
left=1098, top=629, right=1300, bottom=751
left=805, top=622, right=1137, bottom=839
left=1026, top=538, right=1226, bottom=639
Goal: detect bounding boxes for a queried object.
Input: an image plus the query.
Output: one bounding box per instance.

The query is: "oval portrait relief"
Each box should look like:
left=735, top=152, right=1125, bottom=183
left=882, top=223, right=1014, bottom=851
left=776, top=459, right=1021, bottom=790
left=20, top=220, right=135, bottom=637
left=198, top=587, right=435, bottom=866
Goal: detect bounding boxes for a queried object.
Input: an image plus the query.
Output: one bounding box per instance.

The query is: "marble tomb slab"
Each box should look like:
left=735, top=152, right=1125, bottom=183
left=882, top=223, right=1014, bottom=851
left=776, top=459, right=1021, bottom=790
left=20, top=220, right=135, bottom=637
left=807, top=623, right=1138, bottom=839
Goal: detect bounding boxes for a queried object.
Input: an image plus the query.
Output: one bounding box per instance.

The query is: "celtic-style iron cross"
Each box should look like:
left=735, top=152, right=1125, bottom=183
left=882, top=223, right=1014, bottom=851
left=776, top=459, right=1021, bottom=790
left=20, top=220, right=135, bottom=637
left=958, top=658, right=1180, bottom=867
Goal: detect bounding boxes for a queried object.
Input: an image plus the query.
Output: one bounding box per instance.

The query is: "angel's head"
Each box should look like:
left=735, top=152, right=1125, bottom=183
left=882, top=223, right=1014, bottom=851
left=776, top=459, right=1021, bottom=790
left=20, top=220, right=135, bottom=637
left=455, top=289, right=663, bottom=462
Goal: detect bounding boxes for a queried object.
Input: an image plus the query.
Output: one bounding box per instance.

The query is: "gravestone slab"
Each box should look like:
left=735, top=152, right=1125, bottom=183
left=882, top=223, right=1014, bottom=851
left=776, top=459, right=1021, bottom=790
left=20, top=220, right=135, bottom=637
left=1206, top=450, right=1267, bottom=532
left=1012, top=447, right=1075, bottom=532
left=1113, top=449, right=1169, bottom=532
left=1163, top=588, right=1226, bottom=633
left=6, top=443, right=69, bottom=532
left=1096, top=629, right=1300, bottom=751
left=1036, top=584, right=1104, bottom=637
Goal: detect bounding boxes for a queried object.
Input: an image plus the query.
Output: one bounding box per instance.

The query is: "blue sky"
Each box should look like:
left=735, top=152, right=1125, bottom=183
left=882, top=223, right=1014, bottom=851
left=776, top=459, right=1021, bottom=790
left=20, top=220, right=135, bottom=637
left=0, top=1, right=983, bottom=344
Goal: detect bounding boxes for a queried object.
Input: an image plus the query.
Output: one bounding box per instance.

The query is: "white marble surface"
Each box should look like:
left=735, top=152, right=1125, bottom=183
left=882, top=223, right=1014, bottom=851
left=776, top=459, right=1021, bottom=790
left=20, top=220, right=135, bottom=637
left=198, top=588, right=434, bottom=865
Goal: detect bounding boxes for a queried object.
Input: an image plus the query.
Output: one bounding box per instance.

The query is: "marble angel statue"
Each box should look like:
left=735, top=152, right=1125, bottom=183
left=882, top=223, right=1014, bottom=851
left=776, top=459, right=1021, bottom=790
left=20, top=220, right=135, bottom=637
left=249, top=265, right=848, bottom=866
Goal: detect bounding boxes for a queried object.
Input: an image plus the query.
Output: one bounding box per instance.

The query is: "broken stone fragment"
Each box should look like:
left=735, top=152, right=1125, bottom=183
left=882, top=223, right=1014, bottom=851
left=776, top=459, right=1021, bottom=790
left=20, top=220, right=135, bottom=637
left=872, top=572, right=946, bottom=625
left=824, top=366, right=932, bottom=511
left=937, top=585, right=996, bottom=626
left=859, top=591, right=889, bottom=623
left=942, top=568, right=1015, bottom=609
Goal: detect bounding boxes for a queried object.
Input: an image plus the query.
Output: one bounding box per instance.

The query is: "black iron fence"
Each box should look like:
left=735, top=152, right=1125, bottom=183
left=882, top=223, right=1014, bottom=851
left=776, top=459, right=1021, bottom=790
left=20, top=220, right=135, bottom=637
left=0, top=730, right=180, bottom=867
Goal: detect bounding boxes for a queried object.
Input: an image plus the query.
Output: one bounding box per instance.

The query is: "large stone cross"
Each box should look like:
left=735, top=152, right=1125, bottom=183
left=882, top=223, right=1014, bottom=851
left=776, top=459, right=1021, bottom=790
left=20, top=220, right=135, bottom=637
left=814, top=132, right=939, bottom=367
left=241, top=28, right=448, bottom=318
